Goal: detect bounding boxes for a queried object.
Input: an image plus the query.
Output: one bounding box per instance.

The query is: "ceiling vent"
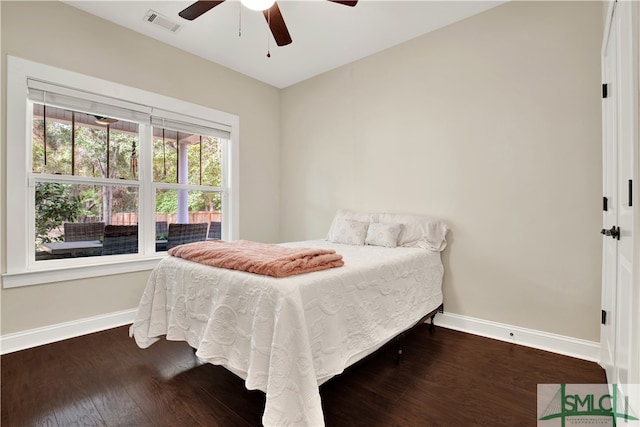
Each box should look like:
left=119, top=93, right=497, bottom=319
left=144, top=10, right=181, bottom=33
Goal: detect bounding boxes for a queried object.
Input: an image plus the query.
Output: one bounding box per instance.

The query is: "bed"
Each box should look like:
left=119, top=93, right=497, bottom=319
left=130, top=211, right=448, bottom=427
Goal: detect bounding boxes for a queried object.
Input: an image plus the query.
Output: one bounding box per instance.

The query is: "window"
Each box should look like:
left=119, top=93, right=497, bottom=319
left=4, top=56, right=239, bottom=287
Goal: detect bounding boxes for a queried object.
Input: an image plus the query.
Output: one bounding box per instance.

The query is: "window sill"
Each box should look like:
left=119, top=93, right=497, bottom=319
left=2, top=256, right=164, bottom=288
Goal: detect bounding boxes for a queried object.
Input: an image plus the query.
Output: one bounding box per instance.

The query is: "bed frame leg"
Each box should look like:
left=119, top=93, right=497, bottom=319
left=396, top=336, right=403, bottom=365
left=395, top=304, right=443, bottom=365
left=429, top=303, right=443, bottom=334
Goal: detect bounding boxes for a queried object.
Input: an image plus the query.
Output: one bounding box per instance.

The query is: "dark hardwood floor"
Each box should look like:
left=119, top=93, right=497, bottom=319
left=1, top=324, right=605, bottom=426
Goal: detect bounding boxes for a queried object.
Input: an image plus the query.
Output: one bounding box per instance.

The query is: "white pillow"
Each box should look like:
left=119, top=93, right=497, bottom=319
left=329, top=218, right=369, bottom=245
left=365, top=222, right=402, bottom=248
left=326, top=209, right=378, bottom=241
left=378, top=213, right=449, bottom=252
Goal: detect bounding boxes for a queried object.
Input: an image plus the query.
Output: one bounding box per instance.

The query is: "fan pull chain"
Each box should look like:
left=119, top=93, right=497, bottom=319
left=238, top=3, right=242, bottom=37
left=266, top=8, right=271, bottom=58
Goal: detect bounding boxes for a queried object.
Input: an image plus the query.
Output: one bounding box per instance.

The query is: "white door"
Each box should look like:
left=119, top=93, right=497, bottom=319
left=600, top=0, right=618, bottom=384
left=601, top=0, right=639, bottom=420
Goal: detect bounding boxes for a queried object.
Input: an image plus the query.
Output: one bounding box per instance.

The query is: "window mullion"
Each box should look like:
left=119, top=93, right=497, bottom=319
left=43, top=105, right=48, bottom=167
left=106, top=125, right=110, bottom=178
left=222, top=137, right=230, bottom=239
left=139, top=123, right=155, bottom=255
left=153, top=183, right=223, bottom=192
left=71, top=112, right=76, bottom=175
left=31, top=173, right=140, bottom=187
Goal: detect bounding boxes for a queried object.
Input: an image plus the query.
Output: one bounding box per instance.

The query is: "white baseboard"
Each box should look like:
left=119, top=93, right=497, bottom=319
left=0, top=308, right=137, bottom=355
left=433, top=311, right=601, bottom=363
left=0, top=308, right=601, bottom=363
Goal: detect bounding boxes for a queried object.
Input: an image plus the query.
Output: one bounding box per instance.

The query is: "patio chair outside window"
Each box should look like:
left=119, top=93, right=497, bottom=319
left=208, top=221, right=222, bottom=240
left=155, top=221, right=168, bottom=238
left=167, top=223, right=208, bottom=250
left=102, top=225, right=138, bottom=255
left=64, top=222, right=105, bottom=242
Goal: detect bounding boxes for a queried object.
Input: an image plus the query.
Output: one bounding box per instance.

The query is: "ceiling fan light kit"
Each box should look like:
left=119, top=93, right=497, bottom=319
left=240, top=0, right=275, bottom=12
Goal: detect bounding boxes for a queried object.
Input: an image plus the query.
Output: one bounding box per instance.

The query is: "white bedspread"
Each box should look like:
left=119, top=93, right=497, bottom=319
left=130, top=240, right=444, bottom=426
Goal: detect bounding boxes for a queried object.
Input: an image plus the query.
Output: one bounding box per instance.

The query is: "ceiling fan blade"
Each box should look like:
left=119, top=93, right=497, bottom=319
left=327, top=0, right=358, bottom=6
left=263, top=2, right=292, bottom=47
left=179, top=1, right=226, bottom=21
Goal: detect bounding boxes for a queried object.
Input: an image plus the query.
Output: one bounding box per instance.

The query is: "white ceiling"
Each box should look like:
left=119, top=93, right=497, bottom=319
left=64, top=0, right=505, bottom=89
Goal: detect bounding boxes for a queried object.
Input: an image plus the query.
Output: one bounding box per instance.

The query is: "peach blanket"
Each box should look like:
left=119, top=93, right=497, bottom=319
left=168, top=240, right=344, bottom=278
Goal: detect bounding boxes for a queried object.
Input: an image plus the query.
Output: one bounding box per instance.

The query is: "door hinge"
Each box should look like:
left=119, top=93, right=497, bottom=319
left=602, top=83, right=609, bottom=99
left=601, top=309, right=607, bottom=325
left=603, top=196, right=608, bottom=211
left=629, top=180, right=633, bottom=207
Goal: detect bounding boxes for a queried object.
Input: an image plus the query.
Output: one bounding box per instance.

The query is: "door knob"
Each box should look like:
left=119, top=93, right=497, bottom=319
left=601, top=226, right=620, bottom=240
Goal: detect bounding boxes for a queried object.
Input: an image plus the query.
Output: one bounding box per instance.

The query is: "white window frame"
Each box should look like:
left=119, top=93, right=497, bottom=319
left=3, top=56, right=240, bottom=288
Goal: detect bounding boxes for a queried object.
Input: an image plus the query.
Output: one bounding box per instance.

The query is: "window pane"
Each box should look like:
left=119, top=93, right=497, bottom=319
left=32, top=104, right=72, bottom=175
left=153, top=127, right=222, bottom=186
left=35, top=181, right=139, bottom=260
left=74, top=120, right=106, bottom=178
left=155, top=188, right=222, bottom=251
left=153, top=129, right=178, bottom=183
left=205, top=136, right=223, bottom=187
left=32, top=103, right=140, bottom=180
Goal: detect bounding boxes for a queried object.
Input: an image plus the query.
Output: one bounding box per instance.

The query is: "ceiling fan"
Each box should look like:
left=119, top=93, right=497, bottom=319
left=178, top=0, right=358, bottom=47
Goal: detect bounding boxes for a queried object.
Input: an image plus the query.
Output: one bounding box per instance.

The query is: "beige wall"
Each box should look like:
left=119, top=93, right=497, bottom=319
left=280, top=1, right=604, bottom=341
left=0, top=1, right=281, bottom=334
left=1, top=1, right=605, bottom=343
